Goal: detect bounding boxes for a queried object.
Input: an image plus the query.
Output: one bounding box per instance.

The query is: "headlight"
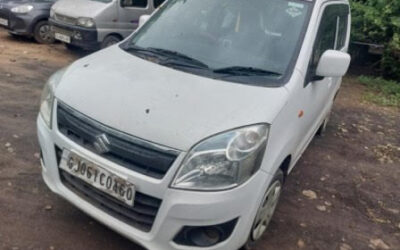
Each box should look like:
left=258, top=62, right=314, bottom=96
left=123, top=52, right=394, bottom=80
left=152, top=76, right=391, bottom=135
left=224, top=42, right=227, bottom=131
left=172, top=124, right=269, bottom=191
left=39, top=68, right=67, bottom=128
left=11, top=5, right=33, bottom=14
left=77, top=17, right=95, bottom=28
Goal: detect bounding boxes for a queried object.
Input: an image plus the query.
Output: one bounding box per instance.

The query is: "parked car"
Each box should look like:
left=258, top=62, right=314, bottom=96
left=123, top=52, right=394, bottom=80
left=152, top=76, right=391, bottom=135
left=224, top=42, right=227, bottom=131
left=49, top=0, right=165, bottom=50
left=0, top=0, right=56, bottom=43
left=37, top=0, right=351, bottom=249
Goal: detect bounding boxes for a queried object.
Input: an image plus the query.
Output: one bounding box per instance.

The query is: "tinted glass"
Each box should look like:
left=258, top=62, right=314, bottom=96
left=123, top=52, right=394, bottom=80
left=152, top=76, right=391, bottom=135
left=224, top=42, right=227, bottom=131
left=310, top=4, right=349, bottom=71
left=312, top=8, right=337, bottom=68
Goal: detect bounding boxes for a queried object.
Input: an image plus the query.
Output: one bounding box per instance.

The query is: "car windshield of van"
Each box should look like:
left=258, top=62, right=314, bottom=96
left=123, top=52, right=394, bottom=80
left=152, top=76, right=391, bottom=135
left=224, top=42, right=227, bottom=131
left=124, top=0, right=311, bottom=86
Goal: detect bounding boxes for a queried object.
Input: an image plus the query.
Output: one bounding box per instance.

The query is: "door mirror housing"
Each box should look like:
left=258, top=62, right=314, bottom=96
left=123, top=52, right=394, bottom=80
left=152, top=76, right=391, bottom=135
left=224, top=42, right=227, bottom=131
left=139, top=15, right=151, bottom=28
left=316, top=50, right=351, bottom=78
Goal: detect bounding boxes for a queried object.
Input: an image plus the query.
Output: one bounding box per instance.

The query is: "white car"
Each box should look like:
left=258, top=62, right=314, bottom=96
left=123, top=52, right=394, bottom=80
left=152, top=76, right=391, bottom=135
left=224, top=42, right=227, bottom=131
left=37, top=0, right=351, bottom=249
left=49, top=0, right=166, bottom=50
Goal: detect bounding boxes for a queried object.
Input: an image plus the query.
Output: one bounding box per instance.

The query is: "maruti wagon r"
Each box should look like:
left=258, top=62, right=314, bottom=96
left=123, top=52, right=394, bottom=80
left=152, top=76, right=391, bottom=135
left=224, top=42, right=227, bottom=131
left=37, top=0, right=351, bottom=249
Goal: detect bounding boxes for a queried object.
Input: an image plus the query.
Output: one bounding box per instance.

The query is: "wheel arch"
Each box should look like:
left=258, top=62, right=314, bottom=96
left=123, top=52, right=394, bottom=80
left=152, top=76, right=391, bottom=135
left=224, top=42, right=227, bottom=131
left=103, top=32, right=124, bottom=41
left=278, top=155, right=292, bottom=181
left=29, top=15, right=50, bottom=34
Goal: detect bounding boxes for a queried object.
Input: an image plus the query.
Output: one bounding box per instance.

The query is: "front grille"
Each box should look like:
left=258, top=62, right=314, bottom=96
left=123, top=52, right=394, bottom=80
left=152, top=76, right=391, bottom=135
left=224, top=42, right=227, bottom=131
left=57, top=102, right=179, bottom=179
left=0, top=9, right=9, bottom=19
left=54, top=13, right=77, bottom=25
left=51, top=25, right=73, bottom=36
left=59, top=168, right=162, bottom=232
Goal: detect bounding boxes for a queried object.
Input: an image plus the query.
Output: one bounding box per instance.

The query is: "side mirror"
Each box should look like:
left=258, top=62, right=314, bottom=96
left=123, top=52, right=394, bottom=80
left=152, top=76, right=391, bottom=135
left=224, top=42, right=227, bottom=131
left=316, top=50, right=351, bottom=78
left=139, top=15, right=150, bottom=28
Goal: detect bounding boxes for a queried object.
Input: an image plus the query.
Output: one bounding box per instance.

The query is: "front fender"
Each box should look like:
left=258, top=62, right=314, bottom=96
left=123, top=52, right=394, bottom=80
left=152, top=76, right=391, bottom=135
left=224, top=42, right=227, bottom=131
left=28, top=13, right=50, bottom=33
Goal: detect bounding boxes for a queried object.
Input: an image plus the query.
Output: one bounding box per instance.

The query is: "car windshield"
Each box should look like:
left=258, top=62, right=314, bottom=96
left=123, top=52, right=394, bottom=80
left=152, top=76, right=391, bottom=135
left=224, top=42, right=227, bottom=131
left=125, top=0, right=312, bottom=86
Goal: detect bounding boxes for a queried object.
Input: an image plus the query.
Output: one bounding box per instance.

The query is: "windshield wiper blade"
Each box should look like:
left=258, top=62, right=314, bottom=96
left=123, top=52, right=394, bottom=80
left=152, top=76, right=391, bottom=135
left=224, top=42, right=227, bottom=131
left=124, top=46, right=209, bottom=69
left=213, top=66, right=282, bottom=76
left=147, top=47, right=209, bottom=69
left=160, top=61, right=210, bottom=70
left=124, top=45, right=164, bottom=57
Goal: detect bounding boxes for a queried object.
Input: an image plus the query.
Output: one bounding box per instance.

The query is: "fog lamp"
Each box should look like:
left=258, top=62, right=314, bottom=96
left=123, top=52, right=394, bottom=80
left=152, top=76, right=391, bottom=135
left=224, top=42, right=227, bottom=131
left=74, top=32, right=82, bottom=40
left=173, top=218, right=238, bottom=247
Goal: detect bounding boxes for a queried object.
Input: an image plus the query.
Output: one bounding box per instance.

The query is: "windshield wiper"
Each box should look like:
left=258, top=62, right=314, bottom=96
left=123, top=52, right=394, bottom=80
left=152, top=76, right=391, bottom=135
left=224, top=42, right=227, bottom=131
left=124, top=45, right=165, bottom=58
left=213, top=66, right=282, bottom=76
left=147, top=47, right=209, bottom=69
left=124, top=46, right=209, bottom=69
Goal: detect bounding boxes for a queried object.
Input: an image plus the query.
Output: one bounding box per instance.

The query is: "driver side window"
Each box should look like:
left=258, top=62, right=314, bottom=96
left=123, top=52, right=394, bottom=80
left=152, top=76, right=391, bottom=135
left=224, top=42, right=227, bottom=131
left=121, top=0, right=148, bottom=8
left=308, top=4, right=349, bottom=82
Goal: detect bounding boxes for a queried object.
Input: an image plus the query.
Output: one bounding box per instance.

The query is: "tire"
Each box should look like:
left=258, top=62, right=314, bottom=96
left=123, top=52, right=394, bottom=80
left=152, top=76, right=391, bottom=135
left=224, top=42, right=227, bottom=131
left=242, top=169, right=284, bottom=250
left=100, top=35, right=121, bottom=49
left=33, top=21, right=55, bottom=44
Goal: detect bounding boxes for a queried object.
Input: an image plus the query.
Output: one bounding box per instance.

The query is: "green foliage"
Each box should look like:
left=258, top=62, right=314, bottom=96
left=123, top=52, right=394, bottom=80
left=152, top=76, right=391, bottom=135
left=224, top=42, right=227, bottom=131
left=351, top=0, right=400, bottom=80
left=359, top=75, right=400, bottom=107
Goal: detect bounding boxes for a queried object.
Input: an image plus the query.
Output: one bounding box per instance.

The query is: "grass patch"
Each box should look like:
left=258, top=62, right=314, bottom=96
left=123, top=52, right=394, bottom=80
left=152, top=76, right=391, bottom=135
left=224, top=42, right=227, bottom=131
left=359, top=76, right=400, bottom=107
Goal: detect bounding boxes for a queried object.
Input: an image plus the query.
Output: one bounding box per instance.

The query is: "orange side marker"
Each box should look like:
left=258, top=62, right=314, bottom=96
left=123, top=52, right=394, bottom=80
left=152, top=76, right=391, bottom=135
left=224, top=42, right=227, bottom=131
left=298, top=110, right=304, bottom=118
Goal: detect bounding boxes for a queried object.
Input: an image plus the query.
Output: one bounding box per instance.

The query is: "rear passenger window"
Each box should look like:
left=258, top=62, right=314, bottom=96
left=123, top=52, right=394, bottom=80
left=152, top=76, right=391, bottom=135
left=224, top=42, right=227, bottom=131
left=154, top=0, right=165, bottom=8
left=121, top=0, right=148, bottom=8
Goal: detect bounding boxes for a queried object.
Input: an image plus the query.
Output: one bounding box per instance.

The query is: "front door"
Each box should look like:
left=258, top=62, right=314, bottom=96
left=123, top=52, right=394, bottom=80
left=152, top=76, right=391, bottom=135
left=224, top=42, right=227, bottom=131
left=294, top=3, right=350, bottom=160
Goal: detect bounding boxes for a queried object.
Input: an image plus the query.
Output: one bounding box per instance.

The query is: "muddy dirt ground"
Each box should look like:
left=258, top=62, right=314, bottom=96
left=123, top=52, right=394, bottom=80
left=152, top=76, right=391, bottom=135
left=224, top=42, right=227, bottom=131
left=0, top=29, right=399, bottom=250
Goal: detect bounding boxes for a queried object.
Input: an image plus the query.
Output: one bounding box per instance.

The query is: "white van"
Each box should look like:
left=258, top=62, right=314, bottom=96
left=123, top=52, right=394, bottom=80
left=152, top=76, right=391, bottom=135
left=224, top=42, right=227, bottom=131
left=37, top=0, right=351, bottom=249
left=49, top=0, right=165, bottom=49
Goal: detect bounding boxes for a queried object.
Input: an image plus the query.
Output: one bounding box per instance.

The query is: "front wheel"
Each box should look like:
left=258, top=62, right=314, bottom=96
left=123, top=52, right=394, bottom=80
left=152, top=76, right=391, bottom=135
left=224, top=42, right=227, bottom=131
left=242, top=170, right=283, bottom=250
left=100, top=35, right=121, bottom=49
left=33, top=21, right=55, bottom=44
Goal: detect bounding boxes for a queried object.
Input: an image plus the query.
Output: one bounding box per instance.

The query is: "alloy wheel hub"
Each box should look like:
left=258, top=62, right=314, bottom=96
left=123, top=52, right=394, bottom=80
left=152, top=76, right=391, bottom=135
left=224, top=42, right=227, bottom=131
left=251, top=181, right=282, bottom=241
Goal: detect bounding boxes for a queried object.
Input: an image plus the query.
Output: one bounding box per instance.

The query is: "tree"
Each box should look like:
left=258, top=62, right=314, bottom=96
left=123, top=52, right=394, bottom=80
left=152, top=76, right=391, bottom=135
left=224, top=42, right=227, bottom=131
left=351, top=0, right=400, bottom=80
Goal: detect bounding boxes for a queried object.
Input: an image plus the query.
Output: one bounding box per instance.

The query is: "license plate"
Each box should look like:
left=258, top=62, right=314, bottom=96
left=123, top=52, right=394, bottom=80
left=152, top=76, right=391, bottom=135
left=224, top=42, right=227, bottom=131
left=60, top=150, right=135, bottom=206
left=0, top=18, right=8, bottom=26
left=54, top=32, right=71, bottom=43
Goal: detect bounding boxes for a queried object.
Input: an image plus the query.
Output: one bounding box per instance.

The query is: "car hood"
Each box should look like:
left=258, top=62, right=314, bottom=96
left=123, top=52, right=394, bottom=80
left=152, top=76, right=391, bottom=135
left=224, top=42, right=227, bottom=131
left=55, top=46, right=289, bottom=151
left=51, top=0, right=111, bottom=18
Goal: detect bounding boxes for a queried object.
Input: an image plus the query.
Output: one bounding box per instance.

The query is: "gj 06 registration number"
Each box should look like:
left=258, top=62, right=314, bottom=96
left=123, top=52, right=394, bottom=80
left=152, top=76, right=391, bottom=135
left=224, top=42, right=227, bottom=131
left=60, top=150, right=135, bottom=206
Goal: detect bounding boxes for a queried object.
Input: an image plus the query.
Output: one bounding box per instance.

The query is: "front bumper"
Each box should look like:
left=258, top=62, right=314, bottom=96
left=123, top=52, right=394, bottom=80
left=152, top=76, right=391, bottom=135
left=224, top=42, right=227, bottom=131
left=37, top=101, right=274, bottom=250
left=49, top=18, right=99, bottom=50
left=0, top=8, right=39, bottom=36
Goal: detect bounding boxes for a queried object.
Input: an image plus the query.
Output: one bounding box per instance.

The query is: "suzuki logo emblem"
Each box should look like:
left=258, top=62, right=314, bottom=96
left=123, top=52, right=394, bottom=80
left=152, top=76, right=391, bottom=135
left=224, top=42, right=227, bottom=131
left=94, top=134, right=110, bottom=154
